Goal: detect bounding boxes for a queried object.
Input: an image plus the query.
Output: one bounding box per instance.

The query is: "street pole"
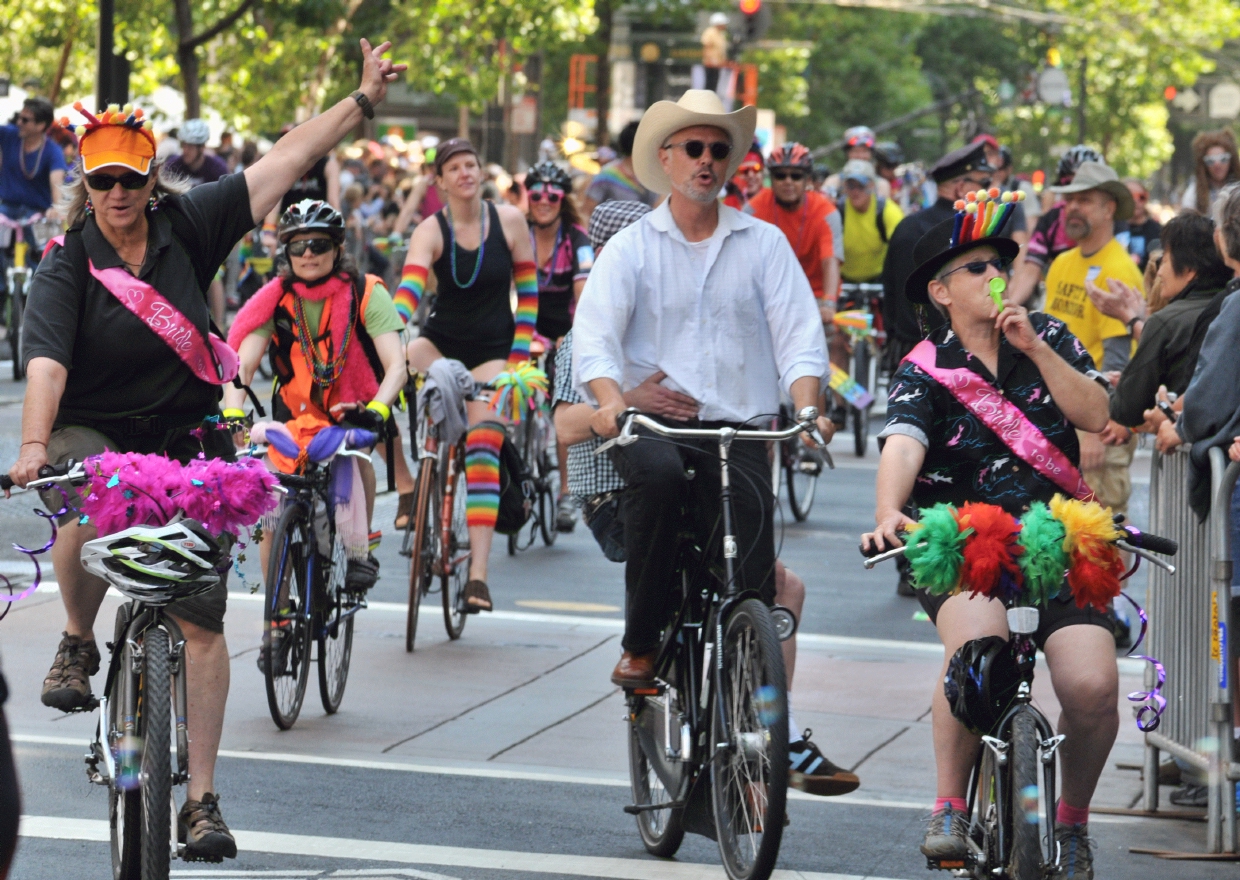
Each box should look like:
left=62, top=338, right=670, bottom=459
left=97, top=0, right=114, bottom=109
left=1077, top=56, right=1087, bottom=143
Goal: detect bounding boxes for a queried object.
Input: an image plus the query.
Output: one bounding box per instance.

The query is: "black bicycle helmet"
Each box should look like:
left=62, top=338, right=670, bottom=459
left=874, top=141, right=904, bottom=168
left=943, top=636, right=1024, bottom=736
left=1055, top=145, right=1103, bottom=185
left=278, top=198, right=345, bottom=244
left=525, top=160, right=572, bottom=192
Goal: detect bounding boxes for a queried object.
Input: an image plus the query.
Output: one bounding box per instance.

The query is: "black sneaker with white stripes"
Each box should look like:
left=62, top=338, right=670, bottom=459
left=788, top=728, right=860, bottom=796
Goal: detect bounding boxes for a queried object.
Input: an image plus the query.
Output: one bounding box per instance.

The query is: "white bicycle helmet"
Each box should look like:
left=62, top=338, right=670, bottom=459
left=81, top=518, right=223, bottom=604
left=179, top=118, right=210, bottom=146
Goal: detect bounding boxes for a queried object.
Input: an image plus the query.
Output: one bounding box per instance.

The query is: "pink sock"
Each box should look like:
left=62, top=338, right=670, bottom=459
left=934, top=797, right=968, bottom=814
left=1056, top=800, right=1089, bottom=827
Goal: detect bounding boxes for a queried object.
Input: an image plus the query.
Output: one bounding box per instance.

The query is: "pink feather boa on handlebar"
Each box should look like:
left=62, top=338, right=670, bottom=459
left=78, top=451, right=279, bottom=537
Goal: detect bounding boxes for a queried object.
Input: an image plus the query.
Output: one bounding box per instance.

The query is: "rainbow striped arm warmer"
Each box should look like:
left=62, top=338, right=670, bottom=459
left=508, top=261, right=538, bottom=366
left=394, top=264, right=427, bottom=326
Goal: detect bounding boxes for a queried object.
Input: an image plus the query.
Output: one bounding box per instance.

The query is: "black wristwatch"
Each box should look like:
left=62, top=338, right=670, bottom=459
left=1126, top=315, right=1143, bottom=334
left=351, top=90, right=375, bottom=119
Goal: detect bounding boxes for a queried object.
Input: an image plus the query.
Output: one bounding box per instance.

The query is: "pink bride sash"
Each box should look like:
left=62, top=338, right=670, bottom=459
left=85, top=256, right=238, bottom=385
left=905, top=340, right=1092, bottom=501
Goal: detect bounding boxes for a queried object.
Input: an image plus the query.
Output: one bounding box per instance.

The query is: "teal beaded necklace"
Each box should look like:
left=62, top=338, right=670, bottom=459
left=445, top=203, right=488, bottom=289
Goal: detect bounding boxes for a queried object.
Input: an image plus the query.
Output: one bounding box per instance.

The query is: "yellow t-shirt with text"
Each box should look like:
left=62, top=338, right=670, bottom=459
left=1044, top=238, right=1144, bottom=369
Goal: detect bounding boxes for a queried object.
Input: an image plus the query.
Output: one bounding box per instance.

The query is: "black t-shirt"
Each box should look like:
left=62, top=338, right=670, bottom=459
left=878, top=314, right=1099, bottom=517
left=280, top=156, right=329, bottom=213
left=24, top=172, right=254, bottom=424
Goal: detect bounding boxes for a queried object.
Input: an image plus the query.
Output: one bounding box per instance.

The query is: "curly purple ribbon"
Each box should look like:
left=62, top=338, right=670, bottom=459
left=0, top=486, right=71, bottom=623
left=1120, top=589, right=1167, bottom=732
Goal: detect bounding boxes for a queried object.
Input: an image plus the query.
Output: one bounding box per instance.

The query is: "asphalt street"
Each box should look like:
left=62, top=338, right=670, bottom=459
left=0, top=363, right=1229, bottom=880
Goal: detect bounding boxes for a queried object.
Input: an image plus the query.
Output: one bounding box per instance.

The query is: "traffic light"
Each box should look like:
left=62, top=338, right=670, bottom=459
left=739, top=0, right=761, bottom=13
left=738, top=0, right=769, bottom=42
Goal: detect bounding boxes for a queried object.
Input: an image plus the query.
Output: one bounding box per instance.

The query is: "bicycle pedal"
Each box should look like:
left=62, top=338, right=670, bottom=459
left=925, top=856, right=975, bottom=872
left=179, top=851, right=224, bottom=864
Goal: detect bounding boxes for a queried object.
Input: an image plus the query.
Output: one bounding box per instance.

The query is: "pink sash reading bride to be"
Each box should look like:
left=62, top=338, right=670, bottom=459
left=905, top=340, right=1093, bottom=501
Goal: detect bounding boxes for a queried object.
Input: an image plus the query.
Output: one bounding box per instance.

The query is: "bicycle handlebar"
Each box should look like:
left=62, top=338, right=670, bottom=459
left=0, top=459, right=84, bottom=493
left=595, top=409, right=819, bottom=455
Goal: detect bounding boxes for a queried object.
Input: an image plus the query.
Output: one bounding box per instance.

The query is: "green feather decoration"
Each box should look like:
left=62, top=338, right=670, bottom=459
left=904, top=503, right=969, bottom=595
left=1017, top=502, right=1068, bottom=604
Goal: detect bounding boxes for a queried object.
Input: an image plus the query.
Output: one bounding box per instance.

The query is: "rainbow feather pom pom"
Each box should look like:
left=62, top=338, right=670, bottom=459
left=903, top=503, right=969, bottom=595
left=1050, top=495, right=1125, bottom=610
left=487, top=362, right=548, bottom=423
left=1016, top=502, right=1068, bottom=605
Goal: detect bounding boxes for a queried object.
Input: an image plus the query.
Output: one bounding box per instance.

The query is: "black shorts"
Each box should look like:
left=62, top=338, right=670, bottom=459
left=41, top=424, right=231, bottom=635
left=915, top=584, right=1116, bottom=651
left=421, top=328, right=509, bottom=371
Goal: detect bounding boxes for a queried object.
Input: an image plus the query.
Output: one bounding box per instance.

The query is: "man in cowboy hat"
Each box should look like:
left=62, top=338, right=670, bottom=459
left=1043, top=160, right=1145, bottom=521
left=862, top=216, right=1113, bottom=878
left=573, top=89, right=832, bottom=684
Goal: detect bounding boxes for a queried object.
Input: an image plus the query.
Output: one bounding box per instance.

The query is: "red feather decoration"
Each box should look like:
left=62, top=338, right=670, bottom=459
left=957, top=502, right=1024, bottom=599
left=1065, top=543, right=1125, bottom=611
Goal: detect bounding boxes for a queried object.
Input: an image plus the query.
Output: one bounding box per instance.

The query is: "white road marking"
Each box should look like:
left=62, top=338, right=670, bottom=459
left=19, top=815, right=914, bottom=880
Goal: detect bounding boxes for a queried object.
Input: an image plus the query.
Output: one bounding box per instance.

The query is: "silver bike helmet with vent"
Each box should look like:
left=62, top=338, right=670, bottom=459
left=81, top=518, right=223, bottom=605
left=278, top=198, right=346, bottom=244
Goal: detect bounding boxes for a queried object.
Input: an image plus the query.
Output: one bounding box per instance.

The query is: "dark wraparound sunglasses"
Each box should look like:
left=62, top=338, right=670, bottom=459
left=772, top=171, right=806, bottom=182
left=287, top=238, right=337, bottom=257
left=86, top=171, right=150, bottom=191
left=662, top=140, right=732, bottom=162
left=940, top=257, right=1012, bottom=281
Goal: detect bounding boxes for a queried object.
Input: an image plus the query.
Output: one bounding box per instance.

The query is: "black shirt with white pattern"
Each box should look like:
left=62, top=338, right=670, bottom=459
left=877, top=313, right=1100, bottom=517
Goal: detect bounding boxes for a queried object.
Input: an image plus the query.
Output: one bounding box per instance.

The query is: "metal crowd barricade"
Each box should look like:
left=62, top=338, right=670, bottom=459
left=1142, top=447, right=1239, bottom=852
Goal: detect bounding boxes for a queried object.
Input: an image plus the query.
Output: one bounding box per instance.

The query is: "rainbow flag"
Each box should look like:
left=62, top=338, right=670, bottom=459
left=829, top=364, right=873, bottom=409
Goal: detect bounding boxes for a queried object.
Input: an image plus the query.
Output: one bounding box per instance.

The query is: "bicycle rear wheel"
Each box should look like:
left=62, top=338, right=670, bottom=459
left=317, top=597, right=354, bottom=714
left=710, top=598, right=789, bottom=880
left=9, top=282, right=22, bottom=381
left=139, top=627, right=172, bottom=880
left=442, top=446, right=470, bottom=639
left=1006, top=710, right=1043, bottom=880
left=405, top=457, right=438, bottom=652
left=628, top=689, right=687, bottom=857
left=785, top=447, right=817, bottom=523
left=110, top=638, right=141, bottom=880
left=263, top=503, right=314, bottom=729
left=852, top=342, right=871, bottom=457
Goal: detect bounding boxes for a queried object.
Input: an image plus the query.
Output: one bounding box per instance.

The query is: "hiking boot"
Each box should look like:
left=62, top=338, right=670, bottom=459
left=1048, top=823, right=1094, bottom=880
left=178, top=792, right=238, bottom=861
left=920, top=804, right=979, bottom=864
left=345, top=554, right=380, bottom=593
left=788, top=729, right=860, bottom=796
left=41, top=632, right=101, bottom=712
left=556, top=496, right=578, bottom=533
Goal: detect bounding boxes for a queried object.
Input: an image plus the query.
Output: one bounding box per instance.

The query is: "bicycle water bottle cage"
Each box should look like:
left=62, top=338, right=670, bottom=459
left=944, top=636, right=1023, bottom=736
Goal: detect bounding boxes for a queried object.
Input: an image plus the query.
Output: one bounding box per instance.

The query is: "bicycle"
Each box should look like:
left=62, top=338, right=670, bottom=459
left=769, top=402, right=833, bottom=523
left=603, top=409, right=814, bottom=880
left=862, top=511, right=1178, bottom=879
left=402, top=372, right=472, bottom=652
left=1, top=212, right=59, bottom=381
left=2, top=460, right=245, bottom=879
left=261, top=430, right=373, bottom=729
left=506, top=388, right=558, bottom=555
left=834, top=282, right=885, bottom=457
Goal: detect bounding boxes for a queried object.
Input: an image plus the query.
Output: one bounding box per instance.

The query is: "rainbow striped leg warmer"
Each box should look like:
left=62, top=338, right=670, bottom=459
left=508, top=260, right=538, bottom=366
left=394, top=264, right=427, bottom=326
left=465, top=421, right=505, bottom=528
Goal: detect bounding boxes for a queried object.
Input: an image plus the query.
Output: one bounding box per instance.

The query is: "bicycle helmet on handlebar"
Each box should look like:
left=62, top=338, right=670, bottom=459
left=767, top=142, right=813, bottom=171
left=277, top=199, right=345, bottom=245
left=524, top=160, right=572, bottom=193
left=81, top=518, right=224, bottom=604
left=1055, top=145, right=1103, bottom=186
left=943, top=635, right=1024, bottom=736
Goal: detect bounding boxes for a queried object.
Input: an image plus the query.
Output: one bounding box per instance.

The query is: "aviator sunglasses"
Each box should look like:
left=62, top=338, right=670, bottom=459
left=528, top=186, right=564, bottom=204
left=662, top=140, right=732, bottom=162
left=86, top=171, right=150, bottom=191
left=286, top=238, right=336, bottom=257
left=939, top=257, right=1012, bottom=281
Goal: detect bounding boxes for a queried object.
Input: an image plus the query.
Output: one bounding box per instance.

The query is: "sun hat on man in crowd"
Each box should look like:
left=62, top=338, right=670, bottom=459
left=1049, top=160, right=1135, bottom=221
left=630, top=89, right=757, bottom=195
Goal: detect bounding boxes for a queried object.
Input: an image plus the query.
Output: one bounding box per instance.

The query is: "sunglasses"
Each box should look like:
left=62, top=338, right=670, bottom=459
left=738, top=163, right=763, bottom=175
left=85, top=171, right=150, bottom=191
left=16, top=115, right=35, bottom=125
left=940, top=257, right=1012, bottom=281
left=286, top=238, right=336, bottom=257
left=1205, top=153, right=1233, bottom=166
left=662, top=140, right=732, bottom=162
left=772, top=171, right=806, bottom=182
left=528, top=187, right=563, bottom=204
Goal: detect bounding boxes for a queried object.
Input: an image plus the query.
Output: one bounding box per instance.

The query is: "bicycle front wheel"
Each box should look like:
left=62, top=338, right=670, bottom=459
left=442, top=451, right=470, bottom=639
left=139, top=627, right=172, bottom=880
left=405, top=456, right=439, bottom=652
left=317, top=600, right=355, bottom=714
left=1006, top=710, right=1044, bottom=880
left=852, top=342, right=871, bottom=457
left=785, top=446, right=817, bottom=523
left=110, top=637, right=141, bottom=880
left=710, top=598, right=789, bottom=880
left=9, top=283, right=22, bottom=381
left=263, top=503, right=314, bottom=730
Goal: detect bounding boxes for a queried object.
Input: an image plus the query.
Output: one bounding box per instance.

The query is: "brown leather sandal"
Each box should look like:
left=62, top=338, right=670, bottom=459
left=462, top=579, right=493, bottom=613
left=394, top=491, right=416, bottom=531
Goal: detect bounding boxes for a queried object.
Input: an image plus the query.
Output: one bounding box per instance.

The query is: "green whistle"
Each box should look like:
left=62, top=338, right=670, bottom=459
left=989, top=276, right=1006, bottom=310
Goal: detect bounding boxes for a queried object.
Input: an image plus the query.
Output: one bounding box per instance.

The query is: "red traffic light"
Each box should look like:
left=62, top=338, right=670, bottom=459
left=1164, top=85, right=1177, bottom=101
left=739, top=0, right=762, bottom=14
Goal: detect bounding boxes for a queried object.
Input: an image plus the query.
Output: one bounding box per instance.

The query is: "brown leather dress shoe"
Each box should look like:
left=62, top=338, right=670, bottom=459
left=611, top=651, right=656, bottom=688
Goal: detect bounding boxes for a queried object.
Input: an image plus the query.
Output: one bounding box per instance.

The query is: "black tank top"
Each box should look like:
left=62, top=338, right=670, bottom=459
left=425, top=202, right=514, bottom=348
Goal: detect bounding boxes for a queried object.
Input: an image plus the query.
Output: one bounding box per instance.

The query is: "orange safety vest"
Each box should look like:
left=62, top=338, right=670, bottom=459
left=271, top=273, right=382, bottom=421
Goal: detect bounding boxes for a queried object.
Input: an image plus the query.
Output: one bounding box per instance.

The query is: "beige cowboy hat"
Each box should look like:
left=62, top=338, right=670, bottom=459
left=1048, top=160, right=1134, bottom=221
left=631, top=90, right=758, bottom=195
